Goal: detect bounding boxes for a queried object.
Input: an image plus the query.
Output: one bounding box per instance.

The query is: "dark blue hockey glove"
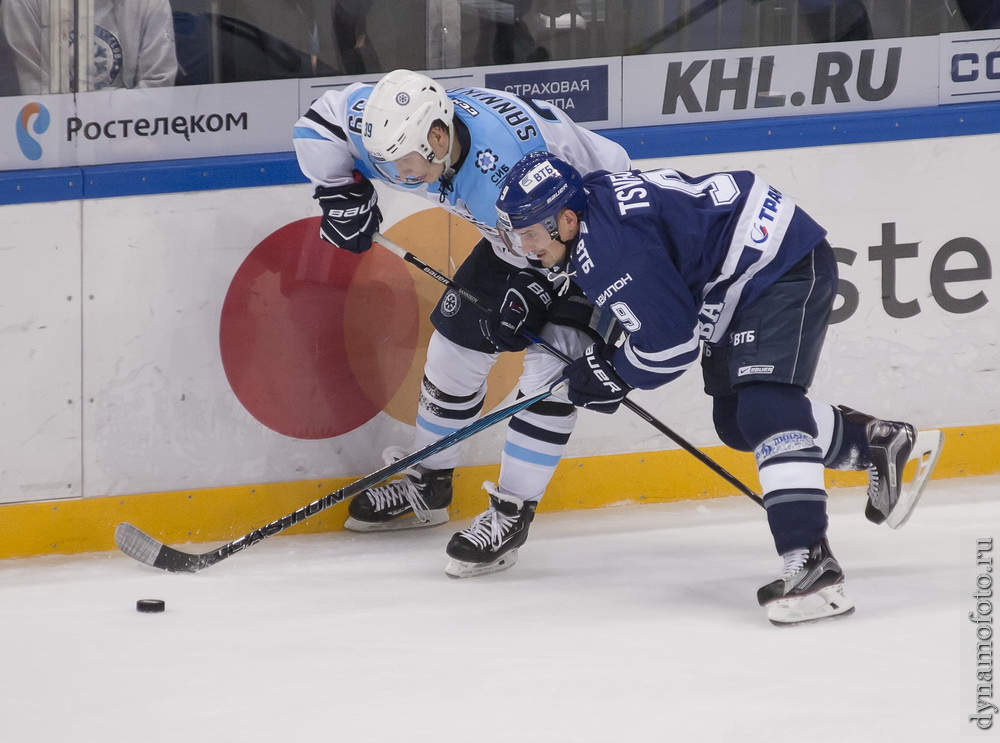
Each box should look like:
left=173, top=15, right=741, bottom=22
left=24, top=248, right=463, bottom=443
left=480, top=270, right=554, bottom=353
left=314, top=174, right=382, bottom=253
left=561, top=342, right=632, bottom=414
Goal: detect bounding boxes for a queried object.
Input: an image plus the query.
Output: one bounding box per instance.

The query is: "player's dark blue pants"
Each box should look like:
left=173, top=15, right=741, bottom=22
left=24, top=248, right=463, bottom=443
left=702, top=241, right=840, bottom=554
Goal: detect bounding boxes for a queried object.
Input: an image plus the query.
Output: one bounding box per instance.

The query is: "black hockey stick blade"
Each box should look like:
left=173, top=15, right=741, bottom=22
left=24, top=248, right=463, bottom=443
left=115, top=522, right=215, bottom=572
left=114, top=386, right=555, bottom=573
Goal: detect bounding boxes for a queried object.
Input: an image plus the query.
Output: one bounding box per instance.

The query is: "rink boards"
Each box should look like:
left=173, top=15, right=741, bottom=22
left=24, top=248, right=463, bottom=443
left=1, top=106, right=998, bottom=558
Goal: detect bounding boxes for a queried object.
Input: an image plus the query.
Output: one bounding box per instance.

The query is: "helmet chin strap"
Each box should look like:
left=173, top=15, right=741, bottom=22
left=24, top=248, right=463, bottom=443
left=533, top=233, right=578, bottom=296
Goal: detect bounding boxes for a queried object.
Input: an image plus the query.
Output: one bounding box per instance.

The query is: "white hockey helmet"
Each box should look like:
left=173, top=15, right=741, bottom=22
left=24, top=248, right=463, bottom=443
left=362, top=69, right=454, bottom=182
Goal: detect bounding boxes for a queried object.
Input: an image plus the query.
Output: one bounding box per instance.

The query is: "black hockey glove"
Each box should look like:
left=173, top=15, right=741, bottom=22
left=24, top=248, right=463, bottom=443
left=480, top=270, right=554, bottom=352
left=561, top=342, right=632, bottom=414
left=314, top=175, right=382, bottom=253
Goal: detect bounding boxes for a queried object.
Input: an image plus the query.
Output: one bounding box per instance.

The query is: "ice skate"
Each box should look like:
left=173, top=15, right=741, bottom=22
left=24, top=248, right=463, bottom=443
left=839, top=407, right=944, bottom=529
left=757, top=538, right=855, bottom=626
left=345, top=447, right=453, bottom=532
left=444, top=483, right=536, bottom=578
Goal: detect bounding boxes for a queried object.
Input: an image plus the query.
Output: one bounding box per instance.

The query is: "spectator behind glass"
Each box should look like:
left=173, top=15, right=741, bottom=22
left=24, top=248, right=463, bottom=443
left=0, top=0, right=178, bottom=94
left=0, top=0, right=20, bottom=95
left=472, top=0, right=550, bottom=66
left=333, top=0, right=380, bottom=74
left=955, top=0, right=1000, bottom=29
left=798, top=0, right=873, bottom=42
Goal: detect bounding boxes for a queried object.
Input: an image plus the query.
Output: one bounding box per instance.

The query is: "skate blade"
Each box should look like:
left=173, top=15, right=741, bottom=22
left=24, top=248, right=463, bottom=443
left=445, top=548, right=519, bottom=579
left=344, top=509, right=450, bottom=533
left=886, top=429, right=944, bottom=530
left=766, top=584, right=856, bottom=626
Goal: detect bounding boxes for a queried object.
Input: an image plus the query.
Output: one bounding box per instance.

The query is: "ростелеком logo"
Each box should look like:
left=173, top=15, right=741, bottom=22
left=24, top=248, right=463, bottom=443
left=16, top=103, right=50, bottom=161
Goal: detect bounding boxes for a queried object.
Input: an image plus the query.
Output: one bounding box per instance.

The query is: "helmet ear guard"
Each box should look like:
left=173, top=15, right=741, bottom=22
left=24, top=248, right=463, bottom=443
left=362, top=69, right=455, bottom=183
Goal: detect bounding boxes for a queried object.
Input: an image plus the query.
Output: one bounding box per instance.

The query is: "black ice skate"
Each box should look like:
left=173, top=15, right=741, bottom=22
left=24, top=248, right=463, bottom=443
left=839, top=406, right=944, bottom=529
left=757, top=538, right=855, bottom=626
left=345, top=447, right=453, bottom=532
left=444, top=483, right=536, bottom=578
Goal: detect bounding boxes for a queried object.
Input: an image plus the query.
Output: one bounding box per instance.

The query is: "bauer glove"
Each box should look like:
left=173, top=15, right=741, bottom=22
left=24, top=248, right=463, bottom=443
left=561, top=342, right=632, bottom=414
left=480, top=270, right=554, bottom=352
left=314, top=173, right=382, bottom=253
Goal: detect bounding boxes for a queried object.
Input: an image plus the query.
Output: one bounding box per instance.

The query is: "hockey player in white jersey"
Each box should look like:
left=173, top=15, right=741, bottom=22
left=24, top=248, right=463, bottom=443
left=292, top=70, right=631, bottom=577
left=492, top=152, right=943, bottom=624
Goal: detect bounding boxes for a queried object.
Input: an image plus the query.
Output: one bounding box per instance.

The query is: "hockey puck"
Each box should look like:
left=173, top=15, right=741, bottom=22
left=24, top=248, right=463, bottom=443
left=136, top=599, right=165, bottom=613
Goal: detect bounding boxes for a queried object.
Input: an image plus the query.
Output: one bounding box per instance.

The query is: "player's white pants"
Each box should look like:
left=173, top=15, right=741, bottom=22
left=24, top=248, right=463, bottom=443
left=415, top=324, right=589, bottom=501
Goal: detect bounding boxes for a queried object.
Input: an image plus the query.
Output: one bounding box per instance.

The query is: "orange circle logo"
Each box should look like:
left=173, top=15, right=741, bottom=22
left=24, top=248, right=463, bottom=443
left=220, top=211, right=524, bottom=440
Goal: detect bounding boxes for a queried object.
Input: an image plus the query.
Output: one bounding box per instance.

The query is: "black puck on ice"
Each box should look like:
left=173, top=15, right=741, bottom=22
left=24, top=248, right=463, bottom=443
left=136, top=599, right=166, bottom=613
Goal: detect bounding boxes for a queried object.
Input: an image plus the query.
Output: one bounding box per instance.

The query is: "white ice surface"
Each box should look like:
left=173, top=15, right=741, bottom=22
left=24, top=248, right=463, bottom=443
left=3, top=476, right=998, bottom=743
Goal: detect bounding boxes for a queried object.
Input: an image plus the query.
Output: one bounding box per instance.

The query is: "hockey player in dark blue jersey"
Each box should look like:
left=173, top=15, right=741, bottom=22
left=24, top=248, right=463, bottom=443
left=491, top=152, right=943, bottom=624
left=294, top=71, right=631, bottom=578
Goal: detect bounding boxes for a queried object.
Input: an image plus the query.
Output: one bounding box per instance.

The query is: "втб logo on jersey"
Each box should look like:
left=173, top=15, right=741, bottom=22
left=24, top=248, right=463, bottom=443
left=16, top=103, right=50, bottom=161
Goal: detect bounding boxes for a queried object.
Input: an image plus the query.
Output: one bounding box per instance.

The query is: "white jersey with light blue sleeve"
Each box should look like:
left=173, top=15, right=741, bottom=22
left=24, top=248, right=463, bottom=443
left=293, top=83, right=631, bottom=266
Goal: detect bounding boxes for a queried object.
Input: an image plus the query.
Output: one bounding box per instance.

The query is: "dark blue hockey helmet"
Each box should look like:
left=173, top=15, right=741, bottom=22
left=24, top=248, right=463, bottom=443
left=496, top=151, right=586, bottom=254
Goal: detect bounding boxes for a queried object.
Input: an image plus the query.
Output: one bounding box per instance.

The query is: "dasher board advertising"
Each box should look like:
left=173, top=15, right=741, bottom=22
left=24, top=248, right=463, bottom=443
left=622, top=36, right=941, bottom=127
left=939, top=29, right=1000, bottom=105
left=1, top=79, right=300, bottom=172
left=301, top=57, right=623, bottom=129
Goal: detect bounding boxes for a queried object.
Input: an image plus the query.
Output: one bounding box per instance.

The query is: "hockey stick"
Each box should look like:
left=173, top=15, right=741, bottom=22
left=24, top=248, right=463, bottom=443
left=114, top=387, right=555, bottom=573
left=373, top=232, right=764, bottom=507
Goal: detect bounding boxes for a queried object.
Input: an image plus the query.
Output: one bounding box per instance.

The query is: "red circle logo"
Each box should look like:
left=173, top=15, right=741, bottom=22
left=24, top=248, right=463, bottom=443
left=219, top=218, right=418, bottom=439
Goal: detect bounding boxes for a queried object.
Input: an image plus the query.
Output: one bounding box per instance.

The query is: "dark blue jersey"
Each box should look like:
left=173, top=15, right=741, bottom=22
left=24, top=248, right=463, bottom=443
left=569, top=168, right=827, bottom=390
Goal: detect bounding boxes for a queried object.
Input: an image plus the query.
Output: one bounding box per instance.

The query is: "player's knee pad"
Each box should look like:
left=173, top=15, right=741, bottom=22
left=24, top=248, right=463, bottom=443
left=735, top=382, right=816, bottom=448
left=712, top=394, right=750, bottom=451
left=423, top=331, right=496, bottom=397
